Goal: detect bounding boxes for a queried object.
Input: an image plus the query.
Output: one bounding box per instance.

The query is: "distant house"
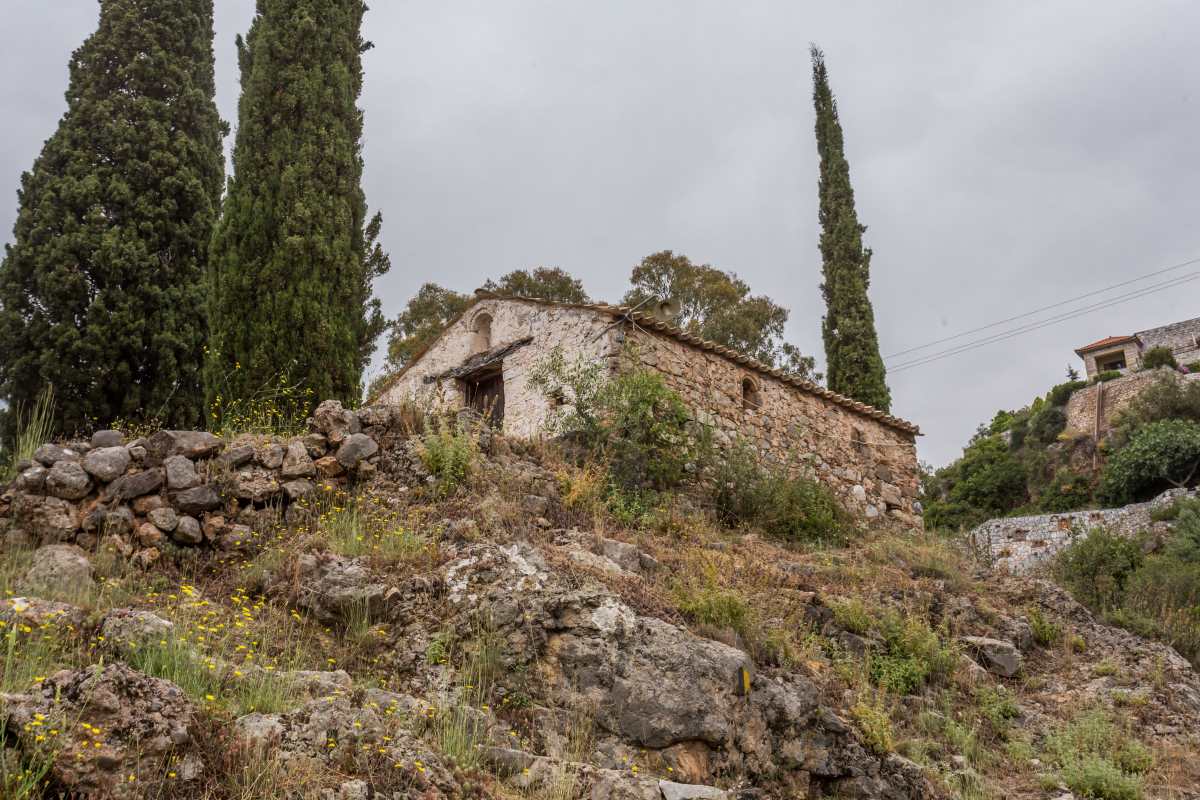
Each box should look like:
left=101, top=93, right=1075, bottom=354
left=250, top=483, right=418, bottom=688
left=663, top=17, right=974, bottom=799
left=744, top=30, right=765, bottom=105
left=1074, top=316, right=1200, bottom=379
left=372, top=293, right=922, bottom=523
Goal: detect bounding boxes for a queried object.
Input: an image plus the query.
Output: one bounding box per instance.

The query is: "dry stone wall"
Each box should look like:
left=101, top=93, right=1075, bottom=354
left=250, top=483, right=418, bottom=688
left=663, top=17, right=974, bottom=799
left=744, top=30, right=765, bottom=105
left=971, top=488, right=1194, bottom=572
left=1065, top=368, right=1190, bottom=436
left=0, top=401, right=400, bottom=561
left=624, top=325, right=921, bottom=525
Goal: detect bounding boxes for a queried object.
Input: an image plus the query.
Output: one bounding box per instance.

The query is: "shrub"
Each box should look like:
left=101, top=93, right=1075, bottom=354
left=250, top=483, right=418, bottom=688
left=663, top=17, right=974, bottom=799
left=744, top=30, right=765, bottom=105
left=1054, top=528, right=1144, bottom=611
left=0, top=385, right=55, bottom=483
left=1188, top=361, right=1200, bottom=372
left=1164, top=497, right=1200, bottom=562
left=1113, top=374, right=1200, bottom=442
left=711, top=444, right=850, bottom=544
left=1036, top=470, right=1093, bottom=513
left=924, top=437, right=1028, bottom=529
left=1098, top=419, right=1200, bottom=504
left=1093, top=370, right=1123, bottom=384
left=1141, top=346, right=1178, bottom=370
left=1028, top=405, right=1067, bottom=445
left=850, top=692, right=894, bottom=755
left=1028, top=607, right=1062, bottom=647
left=418, top=417, right=478, bottom=495
left=1043, top=709, right=1151, bottom=800
left=1047, top=380, right=1088, bottom=408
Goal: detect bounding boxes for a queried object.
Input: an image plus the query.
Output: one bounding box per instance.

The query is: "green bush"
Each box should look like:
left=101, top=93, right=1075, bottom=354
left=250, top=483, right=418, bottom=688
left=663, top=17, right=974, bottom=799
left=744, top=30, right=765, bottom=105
left=1054, top=529, right=1145, bottom=611
left=1043, top=709, right=1151, bottom=800
left=1141, top=346, right=1178, bottom=370
left=924, top=437, right=1028, bottom=529
left=1093, top=370, right=1123, bottom=384
left=418, top=417, right=478, bottom=495
left=531, top=348, right=703, bottom=491
left=1187, top=361, right=1200, bottom=372
left=861, top=608, right=957, bottom=695
left=1113, top=374, right=1200, bottom=442
left=1098, top=419, right=1200, bottom=505
left=1164, top=498, right=1200, bottom=562
left=1036, top=470, right=1093, bottom=512
left=1028, top=405, right=1067, bottom=445
left=1047, top=380, right=1088, bottom=408
left=711, top=444, right=849, bottom=544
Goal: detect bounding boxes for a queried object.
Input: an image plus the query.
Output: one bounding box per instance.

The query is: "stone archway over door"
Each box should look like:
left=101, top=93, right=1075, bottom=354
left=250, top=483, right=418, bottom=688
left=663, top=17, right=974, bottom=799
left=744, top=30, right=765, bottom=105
left=466, top=372, right=504, bottom=427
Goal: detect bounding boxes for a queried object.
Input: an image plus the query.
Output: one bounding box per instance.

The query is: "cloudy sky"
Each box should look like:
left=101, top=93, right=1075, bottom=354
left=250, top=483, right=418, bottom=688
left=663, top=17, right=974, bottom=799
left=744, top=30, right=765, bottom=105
left=2, top=1, right=1198, bottom=466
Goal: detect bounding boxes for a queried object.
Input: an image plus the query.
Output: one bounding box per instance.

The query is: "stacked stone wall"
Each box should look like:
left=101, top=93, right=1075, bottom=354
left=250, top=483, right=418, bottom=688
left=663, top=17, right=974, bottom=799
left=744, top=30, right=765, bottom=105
left=0, top=401, right=400, bottom=560
left=971, top=488, right=1194, bottom=573
left=624, top=325, right=921, bottom=524
left=1064, top=368, right=1184, bottom=436
left=1137, top=316, right=1200, bottom=366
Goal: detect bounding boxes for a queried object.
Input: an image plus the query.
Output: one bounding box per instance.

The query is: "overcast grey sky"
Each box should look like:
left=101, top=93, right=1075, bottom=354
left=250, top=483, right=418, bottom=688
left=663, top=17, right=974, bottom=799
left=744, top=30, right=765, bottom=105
left=2, top=1, right=1198, bottom=466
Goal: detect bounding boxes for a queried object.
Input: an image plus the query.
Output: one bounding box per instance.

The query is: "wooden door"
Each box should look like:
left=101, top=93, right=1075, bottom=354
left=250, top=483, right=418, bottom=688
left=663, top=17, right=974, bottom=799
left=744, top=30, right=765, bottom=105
left=467, top=373, right=504, bottom=428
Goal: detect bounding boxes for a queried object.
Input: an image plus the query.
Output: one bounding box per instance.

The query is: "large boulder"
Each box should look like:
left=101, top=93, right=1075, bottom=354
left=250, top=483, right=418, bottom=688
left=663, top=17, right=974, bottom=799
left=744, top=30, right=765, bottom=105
left=281, top=440, right=316, bottom=479
left=291, top=552, right=397, bottom=625
left=105, top=469, right=164, bottom=502
left=335, top=433, right=378, bottom=470
left=961, top=636, right=1023, bottom=678
left=23, top=544, right=93, bottom=596
left=0, top=663, right=202, bottom=799
left=145, top=430, right=222, bottom=460
left=45, top=460, right=92, bottom=500
left=82, top=446, right=131, bottom=483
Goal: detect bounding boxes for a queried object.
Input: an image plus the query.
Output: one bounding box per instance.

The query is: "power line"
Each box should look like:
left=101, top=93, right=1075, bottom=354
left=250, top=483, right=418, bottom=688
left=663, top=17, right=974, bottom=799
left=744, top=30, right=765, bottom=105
left=888, top=271, right=1200, bottom=374
left=884, top=255, right=1200, bottom=361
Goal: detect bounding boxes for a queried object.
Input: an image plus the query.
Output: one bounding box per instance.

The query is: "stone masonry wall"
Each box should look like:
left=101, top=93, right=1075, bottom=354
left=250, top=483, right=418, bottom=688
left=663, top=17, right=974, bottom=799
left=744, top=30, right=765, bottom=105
left=1137, top=316, right=1200, bottom=366
left=624, top=324, right=921, bottom=525
left=1081, top=342, right=1141, bottom=380
left=377, top=299, right=619, bottom=439
left=971, top=488, right=1194, bottom=573
left=1065, top=368, right=1186, bottom=436
left=0, top=401, right=396, bottom=559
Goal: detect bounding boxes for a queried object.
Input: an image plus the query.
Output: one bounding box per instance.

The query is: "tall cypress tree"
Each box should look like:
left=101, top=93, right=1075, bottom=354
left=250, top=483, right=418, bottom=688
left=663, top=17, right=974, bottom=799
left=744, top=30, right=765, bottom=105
left=206, top=0, right=389, bottom=409
left=811, top=46, right=891, bottom=412
left=0, top=0, right=226, bottom=436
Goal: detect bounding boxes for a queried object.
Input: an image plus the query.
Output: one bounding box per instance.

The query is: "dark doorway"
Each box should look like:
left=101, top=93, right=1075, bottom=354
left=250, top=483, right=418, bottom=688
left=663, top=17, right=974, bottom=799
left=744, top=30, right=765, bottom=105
left=465, top=372, right=504, bottom=428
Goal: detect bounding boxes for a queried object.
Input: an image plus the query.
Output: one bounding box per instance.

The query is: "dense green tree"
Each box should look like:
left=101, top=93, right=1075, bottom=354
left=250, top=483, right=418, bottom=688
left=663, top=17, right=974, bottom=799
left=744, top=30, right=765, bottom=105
left=481, top=266, right=589, bottom=303
left=0, top=0, right=226, bottom=437
left=622, top=250, right=819, bottom=379
left=205, top=0, right=389, bottom=409
left=811, top=46, right=891, bottom=411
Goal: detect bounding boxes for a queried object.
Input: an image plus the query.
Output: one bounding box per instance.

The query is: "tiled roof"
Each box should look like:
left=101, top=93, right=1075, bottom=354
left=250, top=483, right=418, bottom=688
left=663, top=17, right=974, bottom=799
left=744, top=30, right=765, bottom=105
left=1075, top=335, right=1136, bottom=355
left=370, top=292, right=921, bottom=436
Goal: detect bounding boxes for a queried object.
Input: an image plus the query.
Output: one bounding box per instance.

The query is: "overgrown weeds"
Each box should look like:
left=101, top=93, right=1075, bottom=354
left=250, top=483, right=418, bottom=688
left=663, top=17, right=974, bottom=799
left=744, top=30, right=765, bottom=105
left=418, top=417, right=479, bottom=496
left=0, top=384, right=55, bottom=483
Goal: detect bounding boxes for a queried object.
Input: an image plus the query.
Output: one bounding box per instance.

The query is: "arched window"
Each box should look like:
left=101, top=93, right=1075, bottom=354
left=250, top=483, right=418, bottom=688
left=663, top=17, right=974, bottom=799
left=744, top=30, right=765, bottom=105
left=471, top=312, right=493, bottom=354
left=741, top=377, right=761, bottom=410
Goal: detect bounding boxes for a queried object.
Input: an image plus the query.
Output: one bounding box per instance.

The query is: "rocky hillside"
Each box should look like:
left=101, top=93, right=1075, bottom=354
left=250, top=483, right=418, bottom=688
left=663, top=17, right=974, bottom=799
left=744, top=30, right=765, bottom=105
left=1, top=404, right=1198, bottom=799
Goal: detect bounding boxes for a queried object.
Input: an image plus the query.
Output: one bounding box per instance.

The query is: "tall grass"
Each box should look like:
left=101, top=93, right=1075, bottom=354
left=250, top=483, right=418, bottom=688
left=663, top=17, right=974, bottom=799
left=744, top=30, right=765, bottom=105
left=1, top=385, right=55, bottom=483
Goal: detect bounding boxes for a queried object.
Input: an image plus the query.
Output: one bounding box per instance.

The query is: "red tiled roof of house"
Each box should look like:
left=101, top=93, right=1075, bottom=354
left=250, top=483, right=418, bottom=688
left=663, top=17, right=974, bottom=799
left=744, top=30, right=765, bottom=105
left=1075, top=335, right=1136, bottom=356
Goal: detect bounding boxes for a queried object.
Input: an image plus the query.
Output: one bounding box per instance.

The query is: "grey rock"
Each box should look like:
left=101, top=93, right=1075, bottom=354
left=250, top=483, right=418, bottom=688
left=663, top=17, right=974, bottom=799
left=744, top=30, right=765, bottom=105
left=82, top=446, right=131, bottom=483
left=961, top=636, right=1023, bottom=677
left=659, top=781, right=729, bottom=800
left=33, top=443, right=79, bottom=467
left=105, top=469, right=164, bottom=501
left=233, top=468, right=280, bottom=503
left=302, top=433, right=328, bottom=458
left=90, top=430, right=125, bottom=448
left=292, top=552, right=395, bottom=625
left=310, top=399, right=360, bottom=444
left=283, top=479, right=315, bottom=501
left=216, top=524, right=253, bottom=551
left=335, top=433, right=378, bottom=470
left=101, top=609, right=175, bottom=648
left=24, top=544, right=93, bottom=596
left=164, top=455, right=200, bottom=490
left=257, top=443, right=284, bottom=470
left=173, top=515, right=203, bottom=545
left=148, top=507, right=179, bottom=533
left=173, top=485, right=222, bottom=515
left=102, top=506, right=135, bottom=537
left=45, top=461, right=92, bottom=500
left=217, top=444, right=255, bottom=468
left=15, top=465, right=47, bottom=493
left=146, top=429, right=223, bottom=460
left=281, top=441, right=316, bottom=478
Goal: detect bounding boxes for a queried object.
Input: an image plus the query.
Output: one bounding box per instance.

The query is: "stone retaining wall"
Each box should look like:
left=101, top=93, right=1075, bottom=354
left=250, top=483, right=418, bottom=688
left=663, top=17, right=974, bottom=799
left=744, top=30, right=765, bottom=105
left=1064, top=368, right=1185, bottom=437
left=0, top=401, right=400, bottom=562
left=970, top=488, right=1193, bottom=572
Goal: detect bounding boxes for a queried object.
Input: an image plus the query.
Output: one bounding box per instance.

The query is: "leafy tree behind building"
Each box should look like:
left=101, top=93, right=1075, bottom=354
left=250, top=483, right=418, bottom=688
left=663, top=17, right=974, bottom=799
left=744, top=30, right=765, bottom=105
left=810, top=46, right=891, bottom=411
left=205, top=0, right=389, bottom=410
left=0, top=0, right=226, bottom=437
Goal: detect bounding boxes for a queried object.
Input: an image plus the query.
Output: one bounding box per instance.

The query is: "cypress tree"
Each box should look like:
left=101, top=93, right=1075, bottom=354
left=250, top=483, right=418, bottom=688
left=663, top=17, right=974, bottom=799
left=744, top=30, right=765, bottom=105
left=0, top=0, right=226, bottom=436
left=811, top=46, right=891, bottom=412
left=206, top=0, right=389, bottom=410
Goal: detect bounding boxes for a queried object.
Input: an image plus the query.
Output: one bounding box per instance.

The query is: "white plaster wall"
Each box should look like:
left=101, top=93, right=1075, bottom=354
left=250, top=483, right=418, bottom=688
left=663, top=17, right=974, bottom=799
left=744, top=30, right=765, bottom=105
left=376, top=299, right=619, bottom=437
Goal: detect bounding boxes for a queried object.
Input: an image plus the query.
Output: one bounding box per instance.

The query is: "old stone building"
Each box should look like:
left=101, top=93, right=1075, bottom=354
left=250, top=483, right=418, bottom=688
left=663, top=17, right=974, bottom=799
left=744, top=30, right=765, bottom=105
left=1074, top=316, right=1200, bottom=379
left=373, top=293, right=922, bottom=523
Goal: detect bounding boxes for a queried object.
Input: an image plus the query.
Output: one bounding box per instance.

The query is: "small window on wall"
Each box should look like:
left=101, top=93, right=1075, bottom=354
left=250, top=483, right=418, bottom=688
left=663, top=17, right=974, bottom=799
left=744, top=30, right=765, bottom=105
left=741, top=377, right=761, bottom=410
left=471, top=312, right=493, bottom=354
